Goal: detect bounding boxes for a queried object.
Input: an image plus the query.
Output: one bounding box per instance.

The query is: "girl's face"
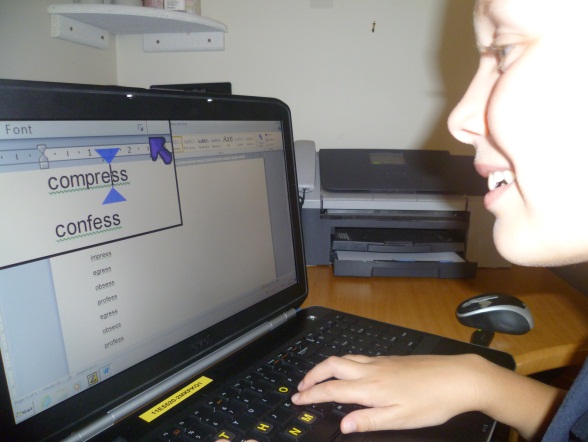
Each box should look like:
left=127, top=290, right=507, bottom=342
left=448, top=0, right=588, bottom=266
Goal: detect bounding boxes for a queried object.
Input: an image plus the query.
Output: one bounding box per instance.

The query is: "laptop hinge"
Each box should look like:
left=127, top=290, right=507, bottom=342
left=61, top=308, right=297, bottom=442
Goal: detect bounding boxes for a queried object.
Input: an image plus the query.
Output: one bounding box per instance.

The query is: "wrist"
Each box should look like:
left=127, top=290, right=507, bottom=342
left=454, top=353, right=498, bottom=414
left=469, top=354, right=565, bottom=441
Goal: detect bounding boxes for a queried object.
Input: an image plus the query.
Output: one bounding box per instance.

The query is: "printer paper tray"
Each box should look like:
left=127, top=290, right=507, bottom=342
left=332, top=228, right=466, bottom=253
left=333, top=251, right=476, bottom=279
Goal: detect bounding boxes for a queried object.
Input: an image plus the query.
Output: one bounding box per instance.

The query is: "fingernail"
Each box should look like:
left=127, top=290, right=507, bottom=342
left=291, top=393, right=300, bottom=403
left=297, top=381, right=304, bottom=390
left=342, top=420, right=357, bottom=434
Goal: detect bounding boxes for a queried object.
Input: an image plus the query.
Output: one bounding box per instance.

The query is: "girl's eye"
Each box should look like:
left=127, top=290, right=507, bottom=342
left=489, top=44, right=515, bottom=73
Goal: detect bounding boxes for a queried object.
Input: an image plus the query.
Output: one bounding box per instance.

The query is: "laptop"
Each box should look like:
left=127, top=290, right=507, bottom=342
left=0, top=79, right=515, bottom=442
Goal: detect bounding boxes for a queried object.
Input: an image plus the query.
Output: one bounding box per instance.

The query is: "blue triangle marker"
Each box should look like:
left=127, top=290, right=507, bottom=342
left=103, top=188, right=126, bottom=205
left=96, top=148, right=120, bottom=164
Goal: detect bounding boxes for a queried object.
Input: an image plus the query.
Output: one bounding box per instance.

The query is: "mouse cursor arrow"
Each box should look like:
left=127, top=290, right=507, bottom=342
left=149, top=137, right=173, bottom=165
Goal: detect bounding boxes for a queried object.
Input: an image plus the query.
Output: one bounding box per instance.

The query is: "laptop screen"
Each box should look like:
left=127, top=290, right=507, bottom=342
left=0, top=81, right=306, bottom=439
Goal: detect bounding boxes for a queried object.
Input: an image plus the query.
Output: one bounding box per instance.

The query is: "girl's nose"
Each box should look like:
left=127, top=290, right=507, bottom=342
left=447, top=66, right=489, bottom=146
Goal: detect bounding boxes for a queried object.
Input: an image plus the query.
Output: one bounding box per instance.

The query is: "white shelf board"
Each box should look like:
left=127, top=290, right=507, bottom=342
left=48, top=4, right=227, bottom=52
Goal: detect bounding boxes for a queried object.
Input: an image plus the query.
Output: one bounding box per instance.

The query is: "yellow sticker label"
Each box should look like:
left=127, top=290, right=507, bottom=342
left=139, top=376, right=213, bottom=423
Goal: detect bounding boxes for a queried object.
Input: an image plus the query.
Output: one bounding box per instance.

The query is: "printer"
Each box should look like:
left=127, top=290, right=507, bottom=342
left=295, top=144, right=509, bottom=278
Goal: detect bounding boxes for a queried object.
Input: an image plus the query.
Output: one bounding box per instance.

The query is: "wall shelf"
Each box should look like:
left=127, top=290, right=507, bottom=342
left=48, top=4, right=228, bottom=52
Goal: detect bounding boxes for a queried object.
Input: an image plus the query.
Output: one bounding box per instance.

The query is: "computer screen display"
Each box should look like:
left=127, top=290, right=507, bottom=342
left=0, top=115, right=297, bottom=424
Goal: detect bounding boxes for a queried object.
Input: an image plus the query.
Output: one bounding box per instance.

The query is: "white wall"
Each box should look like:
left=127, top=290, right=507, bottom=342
left=0, top=0, right=117, bottom=84
left=116, top=0, right=477, bottom=154
left=0, top=0, right=476, bottom=154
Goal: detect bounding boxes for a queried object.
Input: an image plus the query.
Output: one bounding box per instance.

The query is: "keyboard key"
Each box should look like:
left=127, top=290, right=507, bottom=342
left=214, top=428, right=240, bottom=441
left=242, top=400, right=272, bottom=418
left=305, top=402, right=332, bottom=417
left=281, top=425, right=308, bottom=440
left=190, top=406, right=224, bottom=431
left=228, top=413, right=256, bottom=432
left=295, top=410, right=320, bottom=427
left=267, top=405, right=295, bottom=424
left=248, top=377, right=273, bottom=396
left=231, top=388, right=258, bottom=405
left=184, top=423, right=211, bottom=441
left=250, top=420, right=278, bottom=441
left=332, top=402, right=363, bottom=417
left=158, top=425, right=184, bottom=441
left=208, top=397, right=246, bottom=418
left=261, top=391, right=286, bottom=407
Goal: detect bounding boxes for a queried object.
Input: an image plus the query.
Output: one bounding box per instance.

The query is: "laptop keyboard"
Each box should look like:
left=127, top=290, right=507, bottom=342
left=145, top=313, right=422, bottom=442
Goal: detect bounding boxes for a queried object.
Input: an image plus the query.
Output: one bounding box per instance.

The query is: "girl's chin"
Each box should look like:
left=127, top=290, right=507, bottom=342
left=492, top=225, right=537, bottom=266
left=493, top=229, right=570, bottom=267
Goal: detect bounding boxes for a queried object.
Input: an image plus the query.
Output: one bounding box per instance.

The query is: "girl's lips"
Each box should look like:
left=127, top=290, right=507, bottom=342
left=474, top=162, right=516, bottom=210
left=484, top=181, right=512, bottom=209
left=474, top=162, right=493, bottom=179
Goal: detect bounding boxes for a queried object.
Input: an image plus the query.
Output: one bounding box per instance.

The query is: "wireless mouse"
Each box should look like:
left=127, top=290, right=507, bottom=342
left=456, top=293, right=534, bottom=335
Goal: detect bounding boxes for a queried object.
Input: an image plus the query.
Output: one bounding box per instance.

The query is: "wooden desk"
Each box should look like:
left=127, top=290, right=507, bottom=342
left=302, top=265, right=588, bottom=376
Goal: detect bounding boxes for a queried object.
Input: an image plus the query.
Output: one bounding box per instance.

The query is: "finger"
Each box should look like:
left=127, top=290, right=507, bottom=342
left=341, top=404, right=454, bottom=434
left=292, top=377, right=378, bottom=406
left=341, top=354, right=376, bottom=363
left=296, top=356, right=365, bottom=391
left=341, top=407, right=401, bottom=434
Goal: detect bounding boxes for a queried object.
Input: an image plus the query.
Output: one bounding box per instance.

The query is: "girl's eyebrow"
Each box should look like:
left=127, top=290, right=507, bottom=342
left=473, top=0, right=518, bottom=44
left=476, top=0, right=506, bottom=24
left=473, top=2, right=500, bottom=50
left=473, top=0, right=493, bottom=30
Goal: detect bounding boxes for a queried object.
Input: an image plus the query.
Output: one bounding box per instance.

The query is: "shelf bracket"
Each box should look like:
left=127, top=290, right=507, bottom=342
left=48, top=5, right=228, bottom=52
left=51, top=14, right=109, bottom=49
left=143, top=31, right=224, bottom=52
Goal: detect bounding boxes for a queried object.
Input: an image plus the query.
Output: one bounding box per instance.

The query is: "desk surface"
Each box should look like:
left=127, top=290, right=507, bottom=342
left=302, top=266, right=588, bottom=376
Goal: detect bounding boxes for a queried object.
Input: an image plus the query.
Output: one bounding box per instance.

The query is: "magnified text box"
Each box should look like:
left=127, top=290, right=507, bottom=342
left=0, top=139, right=181, bottom=269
